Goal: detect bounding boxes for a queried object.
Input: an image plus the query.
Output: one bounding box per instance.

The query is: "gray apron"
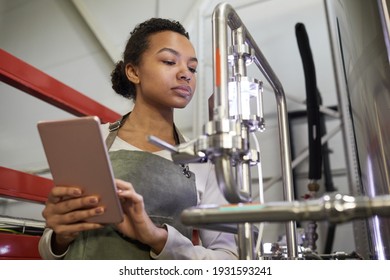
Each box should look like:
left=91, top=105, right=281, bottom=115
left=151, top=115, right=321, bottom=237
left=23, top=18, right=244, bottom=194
left=64, top=114, right=197, bottom=259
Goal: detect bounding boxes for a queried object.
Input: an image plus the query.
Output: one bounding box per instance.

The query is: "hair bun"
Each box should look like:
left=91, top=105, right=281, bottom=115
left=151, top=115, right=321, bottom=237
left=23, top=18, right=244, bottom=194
left=111, top=60, right=133, bottom=98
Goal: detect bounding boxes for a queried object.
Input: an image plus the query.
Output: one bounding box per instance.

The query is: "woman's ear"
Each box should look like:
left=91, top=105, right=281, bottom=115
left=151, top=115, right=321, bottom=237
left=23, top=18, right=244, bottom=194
left=125, top=64, right=140, bottom=84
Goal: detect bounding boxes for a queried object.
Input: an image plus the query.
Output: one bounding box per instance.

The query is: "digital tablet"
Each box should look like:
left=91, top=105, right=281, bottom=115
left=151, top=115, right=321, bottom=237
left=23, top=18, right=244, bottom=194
left=37, top=116, right=123, bottom=224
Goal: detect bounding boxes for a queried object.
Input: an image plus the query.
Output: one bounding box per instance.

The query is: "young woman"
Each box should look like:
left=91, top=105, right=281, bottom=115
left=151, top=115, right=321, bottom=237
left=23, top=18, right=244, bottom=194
left=38, top=18, right=238, bottom=260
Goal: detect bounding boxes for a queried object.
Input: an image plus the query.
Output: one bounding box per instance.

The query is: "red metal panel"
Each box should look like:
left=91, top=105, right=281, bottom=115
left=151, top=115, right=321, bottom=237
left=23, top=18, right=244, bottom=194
left=0, top=48, right=121, bottom=123
left=0, top=166, right=52, bottom=203
left=0, top=233, right=42, bottom=259
left=0, top=49, right=124, bottom=260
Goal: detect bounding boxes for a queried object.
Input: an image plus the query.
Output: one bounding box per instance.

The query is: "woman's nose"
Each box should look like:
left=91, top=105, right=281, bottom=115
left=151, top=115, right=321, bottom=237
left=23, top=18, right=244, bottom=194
left=177, top=66, right=191, bottom=81
left=179, top=72, right=191, bottom=81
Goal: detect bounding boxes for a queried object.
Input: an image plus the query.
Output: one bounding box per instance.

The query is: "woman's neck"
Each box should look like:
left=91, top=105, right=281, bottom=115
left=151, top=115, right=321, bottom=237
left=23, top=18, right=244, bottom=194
left=118, top=106, right=176, bottom=152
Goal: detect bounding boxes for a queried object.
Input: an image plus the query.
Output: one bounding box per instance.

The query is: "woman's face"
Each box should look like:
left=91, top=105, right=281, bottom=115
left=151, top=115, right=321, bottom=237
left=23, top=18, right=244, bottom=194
left=129, top=31, right=198, bottom=110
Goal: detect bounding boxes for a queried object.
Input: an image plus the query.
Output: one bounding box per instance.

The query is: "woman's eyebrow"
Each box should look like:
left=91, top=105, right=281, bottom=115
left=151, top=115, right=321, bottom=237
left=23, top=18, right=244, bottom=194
left=157, top=47, right=198, bottom=63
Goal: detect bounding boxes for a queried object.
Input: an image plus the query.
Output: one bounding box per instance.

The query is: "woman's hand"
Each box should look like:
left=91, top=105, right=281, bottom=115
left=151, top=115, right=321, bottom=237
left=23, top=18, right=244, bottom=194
left=115, top=179, right=168, bottom=254
left=42, top=186, right=105, bottom=254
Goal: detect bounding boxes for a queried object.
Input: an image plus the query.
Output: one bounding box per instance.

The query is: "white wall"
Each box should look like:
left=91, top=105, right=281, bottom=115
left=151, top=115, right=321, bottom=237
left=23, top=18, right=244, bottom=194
left=0, top=0, right=355, bottom=255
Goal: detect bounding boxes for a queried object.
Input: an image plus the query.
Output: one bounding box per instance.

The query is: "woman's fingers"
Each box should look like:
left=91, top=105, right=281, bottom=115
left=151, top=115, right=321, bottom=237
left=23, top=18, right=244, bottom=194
left=44, top=194, right=101, bottom=217
left=46, top=186, right=82, bottom=204
left=47, top=205, right=104, bottom=225
left=42, top=185, right=108, bottom=250
left=43, top=185, right=107, bottom=230
left=115, top=179, right=134, bottom=191
left=53, top=219, right=104, bottom=236
left=115, top=179, right=142, bottom=202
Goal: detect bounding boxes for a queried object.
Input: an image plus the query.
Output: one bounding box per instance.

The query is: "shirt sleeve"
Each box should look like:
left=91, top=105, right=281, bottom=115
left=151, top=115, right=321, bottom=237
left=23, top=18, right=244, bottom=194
left=151, top=224, right=237, bottom=260
left=38, top=228, right=69, bottom=260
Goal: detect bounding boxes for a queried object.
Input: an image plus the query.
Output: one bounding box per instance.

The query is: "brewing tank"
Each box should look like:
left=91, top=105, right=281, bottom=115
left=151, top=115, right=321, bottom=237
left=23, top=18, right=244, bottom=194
left=325, top=0, right=390, bottom=259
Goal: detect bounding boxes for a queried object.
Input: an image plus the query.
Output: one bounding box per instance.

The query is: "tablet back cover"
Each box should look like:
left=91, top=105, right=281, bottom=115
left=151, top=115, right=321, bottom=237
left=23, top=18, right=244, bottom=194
left=37, top=116, right=123, bottom=224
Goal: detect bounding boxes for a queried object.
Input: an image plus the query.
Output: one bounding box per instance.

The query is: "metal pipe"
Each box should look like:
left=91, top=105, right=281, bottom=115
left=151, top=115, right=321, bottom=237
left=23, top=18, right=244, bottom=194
left=211, top=2, right=298, bottom=259
left=182, top=193, right=390, bottom=225
left=214, top=155, right=250, bottom=202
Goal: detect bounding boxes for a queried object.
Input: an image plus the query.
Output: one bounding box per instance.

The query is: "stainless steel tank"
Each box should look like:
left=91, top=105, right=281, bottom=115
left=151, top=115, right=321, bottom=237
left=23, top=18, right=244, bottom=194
left=325, top=0, right=390, bottom=259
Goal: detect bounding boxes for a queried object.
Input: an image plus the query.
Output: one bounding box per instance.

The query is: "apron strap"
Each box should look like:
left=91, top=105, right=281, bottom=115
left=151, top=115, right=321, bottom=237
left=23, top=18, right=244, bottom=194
left=105, top=112, right=130, bottom=150
left=105, top=112, right=185, bottom=150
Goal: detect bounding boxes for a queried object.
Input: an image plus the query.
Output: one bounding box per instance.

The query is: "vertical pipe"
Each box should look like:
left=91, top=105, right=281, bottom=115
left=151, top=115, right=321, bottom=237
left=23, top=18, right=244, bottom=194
left=238, top=223, right=255, bottom=259
left=212, top=5, right=230, bottom=121
left=211, top=2, right=298, bottom=259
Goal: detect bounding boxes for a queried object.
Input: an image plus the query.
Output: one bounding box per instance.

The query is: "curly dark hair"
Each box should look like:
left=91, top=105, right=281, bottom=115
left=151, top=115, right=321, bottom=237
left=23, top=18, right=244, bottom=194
left=111, top=18, right=190, bottom=100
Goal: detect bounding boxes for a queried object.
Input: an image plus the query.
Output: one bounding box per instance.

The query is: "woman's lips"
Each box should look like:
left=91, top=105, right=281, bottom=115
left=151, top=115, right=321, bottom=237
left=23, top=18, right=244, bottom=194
left=172, top=85, right=192, bottom=97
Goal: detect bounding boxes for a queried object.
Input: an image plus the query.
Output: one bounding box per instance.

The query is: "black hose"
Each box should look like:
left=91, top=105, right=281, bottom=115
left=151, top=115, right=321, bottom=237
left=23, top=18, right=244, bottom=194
left=296, top=22, right=337, bottom=254
left=295, top=23, right=322, bottom=180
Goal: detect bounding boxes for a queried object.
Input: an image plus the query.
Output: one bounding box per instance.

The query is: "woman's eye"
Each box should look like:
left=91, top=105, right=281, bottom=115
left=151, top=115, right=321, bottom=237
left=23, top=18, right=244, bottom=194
left=163, top=60, right=175, bottom=65
left=188, top=67, right=197, bottom=74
